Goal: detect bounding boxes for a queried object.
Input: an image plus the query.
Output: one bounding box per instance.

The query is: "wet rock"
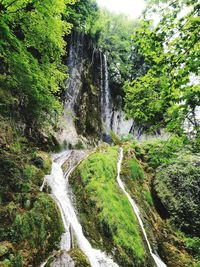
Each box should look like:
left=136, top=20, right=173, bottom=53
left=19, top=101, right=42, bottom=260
left=50, top=251, right=75, bottom=267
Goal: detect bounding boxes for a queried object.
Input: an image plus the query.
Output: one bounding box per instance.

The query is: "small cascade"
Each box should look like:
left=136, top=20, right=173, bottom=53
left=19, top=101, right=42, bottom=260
left=40, top=177, right=46, bottom=192
left=41, top=150, right=119, bottom=267
left=116, top=148, right=167, bottom=267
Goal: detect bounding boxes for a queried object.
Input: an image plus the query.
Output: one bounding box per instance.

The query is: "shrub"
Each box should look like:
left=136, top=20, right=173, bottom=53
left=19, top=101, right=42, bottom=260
left=154, top=153, right=200, bottom=236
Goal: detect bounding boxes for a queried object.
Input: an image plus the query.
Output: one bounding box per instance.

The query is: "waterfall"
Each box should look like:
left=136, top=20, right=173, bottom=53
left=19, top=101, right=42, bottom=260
left=41, top=150, right=119, bottom=267
left=116, top=148, right=167, bottom=267
left=100, top=53, right=112, bottom=141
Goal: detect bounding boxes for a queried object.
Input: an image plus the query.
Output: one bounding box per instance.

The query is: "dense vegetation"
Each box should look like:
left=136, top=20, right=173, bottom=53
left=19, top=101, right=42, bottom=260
left=0, top=0, right=75, bottom=134
left=121, top=142, right=200, bottom=267
left=155, top=153, right=200, bottom=236
left=91, top=9, right=139, bottom=97
left=0, top=0, right=75, bottom=265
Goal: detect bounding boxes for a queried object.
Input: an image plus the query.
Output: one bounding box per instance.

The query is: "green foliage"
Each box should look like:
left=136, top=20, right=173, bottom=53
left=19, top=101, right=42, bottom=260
left=124, top=0, right=200, bottom=137
left=71, top=147, right=149, bottom=266
left=110, top=130, right=123, bottom=146
left=141, top=135, right=187, bottom=168
left=0, top=0, right=76, bottom=131
left=74, top=140, right=85, bottom=149
left=69, top=249, right=90, bottom=267
left=145, top=191, right=153, bottom=207
left=10, top=142, right=21, bottom=154
left=67, top=0, right=98, bottom=33
left=121, top=134, right=135, bottom=142
left=155, top=153, right=200, bottom=236
left=91, top=9, right=140, bottom=92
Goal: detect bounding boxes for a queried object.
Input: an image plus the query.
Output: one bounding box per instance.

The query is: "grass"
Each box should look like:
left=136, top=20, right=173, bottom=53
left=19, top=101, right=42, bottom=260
left=128, top=157, right=144, bottom=180
left=71, top=146, right=150, bottom=266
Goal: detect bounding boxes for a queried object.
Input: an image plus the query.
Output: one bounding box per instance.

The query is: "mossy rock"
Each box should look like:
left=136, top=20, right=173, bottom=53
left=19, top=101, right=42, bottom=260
left=0, top=118, right=13, bottom=148
left=160, top=241, right=196, bottom=267
left=69, top=249, right=90, bottom=267
left=31, top=151, right=52, bottom=174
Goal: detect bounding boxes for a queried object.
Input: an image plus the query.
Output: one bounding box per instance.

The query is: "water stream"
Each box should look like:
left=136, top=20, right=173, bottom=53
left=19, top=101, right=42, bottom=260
left=116, top=148, right=167, bottom=267
left=40, top=150, right=118, bottom=267
left=100, top=53, right=112, bottom=140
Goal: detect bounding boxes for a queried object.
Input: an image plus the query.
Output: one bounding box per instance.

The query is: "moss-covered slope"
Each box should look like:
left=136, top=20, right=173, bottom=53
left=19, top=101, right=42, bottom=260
left=70, top=146, right=154, bottom=267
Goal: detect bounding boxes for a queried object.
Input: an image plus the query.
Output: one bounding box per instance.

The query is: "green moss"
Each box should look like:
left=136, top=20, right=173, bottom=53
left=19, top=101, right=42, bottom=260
left=70, top=146, right=151, bottom=266
left=32, top=151, right=52, bottom=174
left=120, top=147, right=158, bottom=253
left=0, top=194, right=64, bottom=266
left=74, top=141, right=85, bottom=150
left=0, top=105, right=62, bottom=266
left=0, top=242, right=13, bottom=257
left=110, top=131, right=123, bottom=146
left=69, top=249, right=90, bottom=266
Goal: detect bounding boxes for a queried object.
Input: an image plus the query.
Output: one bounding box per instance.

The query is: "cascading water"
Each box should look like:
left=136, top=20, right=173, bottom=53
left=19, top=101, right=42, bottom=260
left=116, top=148, right=167, bottom=267
left=100, top=53, right=112, bottom=140
left=41, top=150, right=119, bottom=267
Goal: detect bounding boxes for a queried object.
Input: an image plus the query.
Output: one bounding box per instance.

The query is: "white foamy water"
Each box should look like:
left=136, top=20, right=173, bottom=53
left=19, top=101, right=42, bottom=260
left=41, top=150, right=118, bottom=267
left=117, top=148, right=167, bottom=267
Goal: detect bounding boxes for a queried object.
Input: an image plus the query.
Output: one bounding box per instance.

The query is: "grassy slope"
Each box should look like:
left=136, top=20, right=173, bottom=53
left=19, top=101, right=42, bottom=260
left=70, top=146, right=153, bottom=267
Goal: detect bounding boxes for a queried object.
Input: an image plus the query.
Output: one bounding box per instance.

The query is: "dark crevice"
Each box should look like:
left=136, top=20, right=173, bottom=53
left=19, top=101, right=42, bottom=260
left=151, top=185, right=170, bottom=220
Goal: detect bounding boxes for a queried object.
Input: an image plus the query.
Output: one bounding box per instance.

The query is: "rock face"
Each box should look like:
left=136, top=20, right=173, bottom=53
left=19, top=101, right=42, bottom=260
left=57, top=32, right=102, bottom=146
left=57, top=31, right=136, bottom=146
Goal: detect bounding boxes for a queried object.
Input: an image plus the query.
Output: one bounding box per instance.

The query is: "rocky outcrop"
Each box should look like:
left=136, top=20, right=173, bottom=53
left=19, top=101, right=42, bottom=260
left=56, top=32, right=102, bottom=147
